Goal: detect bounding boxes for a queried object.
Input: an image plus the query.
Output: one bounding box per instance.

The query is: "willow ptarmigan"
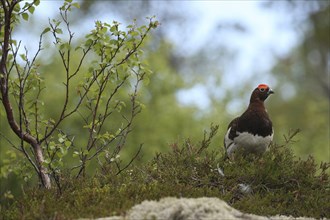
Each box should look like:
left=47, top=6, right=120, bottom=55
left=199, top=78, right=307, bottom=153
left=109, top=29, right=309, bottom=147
left=224, top=84, right=274, bottom=160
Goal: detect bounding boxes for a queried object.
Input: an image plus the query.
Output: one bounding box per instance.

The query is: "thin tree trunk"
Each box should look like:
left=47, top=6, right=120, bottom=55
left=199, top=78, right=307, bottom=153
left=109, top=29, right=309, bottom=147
left=1, top=87, right=51, bottom=188
left=34, top=143, right=52, bottom=189
left=0, top=0, right=52, bottom=189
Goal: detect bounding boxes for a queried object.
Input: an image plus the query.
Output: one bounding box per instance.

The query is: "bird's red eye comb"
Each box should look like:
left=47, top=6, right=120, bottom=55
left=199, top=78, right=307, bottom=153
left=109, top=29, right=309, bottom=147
left=257, top=84, right=269, bottom=90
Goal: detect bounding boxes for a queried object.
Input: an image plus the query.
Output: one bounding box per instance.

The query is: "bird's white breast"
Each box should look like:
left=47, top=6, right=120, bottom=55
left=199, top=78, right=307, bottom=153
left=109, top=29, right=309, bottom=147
left=225, top=128, right=273, bottom=158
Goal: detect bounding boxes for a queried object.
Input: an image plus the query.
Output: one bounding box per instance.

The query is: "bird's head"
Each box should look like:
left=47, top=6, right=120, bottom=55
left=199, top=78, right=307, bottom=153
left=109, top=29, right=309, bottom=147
left=251, top=84, right=274, bottom=102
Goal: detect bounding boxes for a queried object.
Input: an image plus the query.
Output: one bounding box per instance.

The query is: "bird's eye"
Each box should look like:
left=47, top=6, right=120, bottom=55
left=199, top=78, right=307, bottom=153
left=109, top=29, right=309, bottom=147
left=260, top=88, right=265, bottom=92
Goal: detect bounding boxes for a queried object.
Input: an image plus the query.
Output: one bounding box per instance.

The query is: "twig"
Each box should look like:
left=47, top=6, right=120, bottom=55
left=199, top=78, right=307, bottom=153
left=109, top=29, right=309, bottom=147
left=116, top=144, right=143, bottom=175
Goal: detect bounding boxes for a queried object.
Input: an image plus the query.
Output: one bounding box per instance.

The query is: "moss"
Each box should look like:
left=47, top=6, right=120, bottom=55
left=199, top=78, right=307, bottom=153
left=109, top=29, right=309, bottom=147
left=1, top=132, right=329, bottom=219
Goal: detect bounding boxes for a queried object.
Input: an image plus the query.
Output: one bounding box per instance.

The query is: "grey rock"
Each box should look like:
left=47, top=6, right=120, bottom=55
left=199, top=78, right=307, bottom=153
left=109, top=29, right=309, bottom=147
left=94, top=197, right=318, bottom=220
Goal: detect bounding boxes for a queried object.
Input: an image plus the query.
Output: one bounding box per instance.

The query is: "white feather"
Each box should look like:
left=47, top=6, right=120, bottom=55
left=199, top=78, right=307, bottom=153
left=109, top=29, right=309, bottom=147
left=225, top=128, right=273, bottom=158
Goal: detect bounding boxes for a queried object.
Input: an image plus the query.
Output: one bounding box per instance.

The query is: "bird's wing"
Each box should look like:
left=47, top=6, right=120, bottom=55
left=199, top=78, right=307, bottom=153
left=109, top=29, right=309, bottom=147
left=227, top=117, right=239, bottom=140
left=224, top=117, right=239, bottom=149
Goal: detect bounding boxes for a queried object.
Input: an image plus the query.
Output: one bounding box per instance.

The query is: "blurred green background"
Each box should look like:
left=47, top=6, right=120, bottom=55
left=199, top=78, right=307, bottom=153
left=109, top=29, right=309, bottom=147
left=1, top=0, right=329, bottom=195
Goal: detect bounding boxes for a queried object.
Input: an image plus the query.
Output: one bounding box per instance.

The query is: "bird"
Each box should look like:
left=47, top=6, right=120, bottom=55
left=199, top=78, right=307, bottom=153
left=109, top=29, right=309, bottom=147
left=224, top=84, right=274, bottom=160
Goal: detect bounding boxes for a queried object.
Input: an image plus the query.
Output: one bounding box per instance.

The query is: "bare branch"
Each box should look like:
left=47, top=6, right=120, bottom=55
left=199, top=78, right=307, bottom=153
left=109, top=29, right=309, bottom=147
left=116, top=144, right=143, bottom=175
left=40, top=45, right=93, bottom=143
left=20, top=143, right=40, bottom=176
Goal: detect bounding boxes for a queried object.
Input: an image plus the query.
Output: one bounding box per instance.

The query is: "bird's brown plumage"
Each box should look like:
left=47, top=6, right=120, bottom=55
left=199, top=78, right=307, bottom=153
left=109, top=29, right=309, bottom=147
left=224, top=84, right=274, bottom=159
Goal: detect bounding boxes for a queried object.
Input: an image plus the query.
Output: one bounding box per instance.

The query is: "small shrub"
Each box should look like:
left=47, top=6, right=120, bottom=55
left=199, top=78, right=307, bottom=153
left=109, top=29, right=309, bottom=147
left=1, top=127, right=329, bottom=219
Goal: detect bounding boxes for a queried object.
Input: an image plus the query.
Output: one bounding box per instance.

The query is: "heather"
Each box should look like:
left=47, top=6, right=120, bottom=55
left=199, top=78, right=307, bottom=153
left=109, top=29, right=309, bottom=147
left=1, top=127, right=329, bottom=219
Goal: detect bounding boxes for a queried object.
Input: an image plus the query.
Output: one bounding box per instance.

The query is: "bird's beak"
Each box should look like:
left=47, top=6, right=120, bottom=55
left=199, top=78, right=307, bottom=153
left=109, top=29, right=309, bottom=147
left=268, top=89, right=274, bottom=95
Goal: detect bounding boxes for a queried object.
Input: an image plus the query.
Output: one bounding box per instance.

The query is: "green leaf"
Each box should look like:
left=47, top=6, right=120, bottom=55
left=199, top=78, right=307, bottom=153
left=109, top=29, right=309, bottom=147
left=83, top=124, right=91, bottom=129
left=4, top=191, right=14, bottom=199
left=34, top=0, right=40, bottom=6
left=55, top=28, right=63, bottom=34
left=41, top=27, right=51, bottom=35
left=14, top=4, right=21, bottom=12
left=100, top=27, right=108, bottom=34
left=58, top=137, right=65, bottom=143
left=56, top=151, right=64, bottom=158
left=150, top=21, right=160, bottom=29
left=28, top=6, right=35, bottom=14
left=22, top=13, right=29, bottom=21
left=72, top=2, right=80, bottom=9
left=59, top=43, right=70, bottom=51
left=83, top=150, right=89, bottom=156
left=64, top=141, right=71, bottom=148
left=130, top=30, right=139, bottom=37
left=60, top=147, right=67, bottom=156
left=49, top=144, right=56, bottom=150
left=73, top=151, right=80, bottom=158
left=49, top=118, right=55, bottom=124
left=110, top=25, right=118, bottom=33
left=85, top=39, right=94, bottom=47
left=19, top=54, right=27, bottom=61
left=43, top=158, right=51, bottom=164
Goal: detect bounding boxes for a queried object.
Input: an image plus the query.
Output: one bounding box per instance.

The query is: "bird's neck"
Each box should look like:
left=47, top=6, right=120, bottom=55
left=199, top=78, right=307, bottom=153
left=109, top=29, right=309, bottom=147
left=248, top=99, right=266, bottom=111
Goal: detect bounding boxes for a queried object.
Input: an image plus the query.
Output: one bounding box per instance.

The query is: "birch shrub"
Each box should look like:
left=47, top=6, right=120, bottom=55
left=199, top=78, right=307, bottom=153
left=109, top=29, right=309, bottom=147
left=0, top=0, right=158, bottom=190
